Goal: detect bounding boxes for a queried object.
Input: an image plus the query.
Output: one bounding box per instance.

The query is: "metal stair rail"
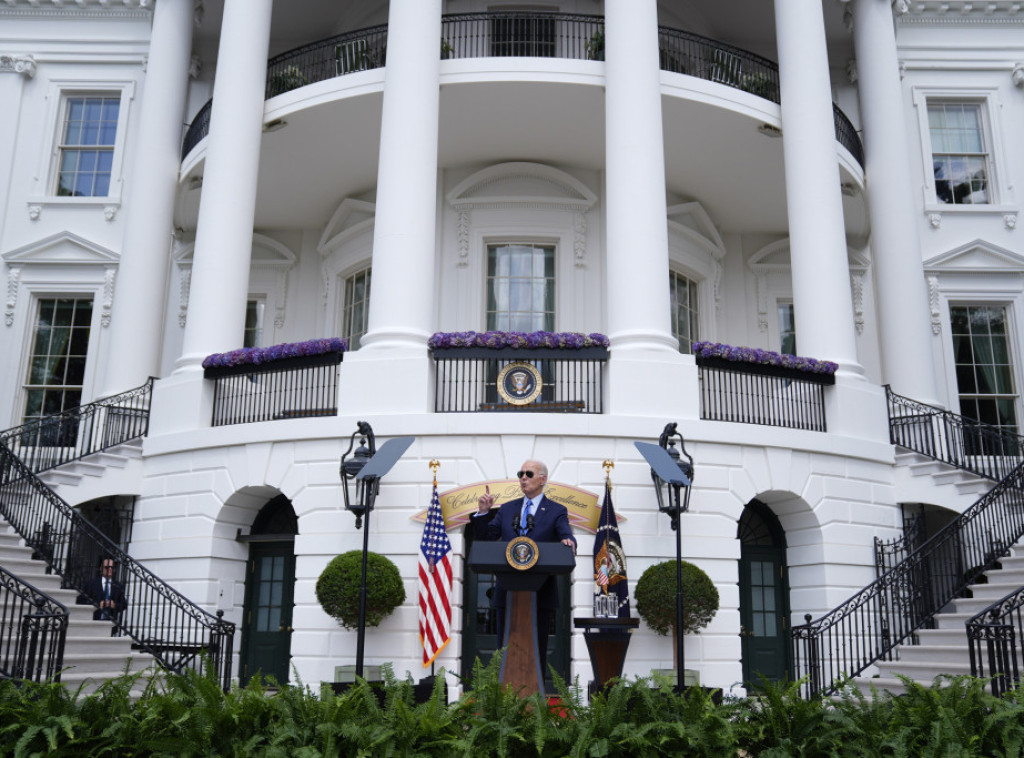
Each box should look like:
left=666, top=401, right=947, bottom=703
left=0, top=565, right=67, bottom=683
left=0, top=379, right=153, bottom=477
left=874, top=505, right=926, bottom=577
left=887, top=385, right=1024, bottom=482
left=792, top=460, right=1024, bottom=698
left=968, top=583, right=1024, bottom=697
left=0, top=441, right=235, bottom=690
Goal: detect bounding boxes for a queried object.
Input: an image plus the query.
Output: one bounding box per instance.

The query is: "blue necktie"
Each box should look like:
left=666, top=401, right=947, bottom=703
left=520, top=499, right=533, bottom=530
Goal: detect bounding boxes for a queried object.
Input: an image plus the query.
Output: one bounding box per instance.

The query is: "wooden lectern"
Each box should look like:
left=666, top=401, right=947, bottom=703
left=468, top=540, right=575, bottom=696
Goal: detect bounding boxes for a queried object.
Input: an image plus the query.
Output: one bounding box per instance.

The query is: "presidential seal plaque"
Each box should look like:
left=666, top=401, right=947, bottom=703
left=497, top=361, right=543, bottom=406
left=505, top=536, right=540, bottom=571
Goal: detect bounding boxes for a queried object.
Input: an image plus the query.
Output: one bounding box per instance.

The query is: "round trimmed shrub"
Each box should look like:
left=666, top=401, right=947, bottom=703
left=316, top=551, right=406, bottom=629
left=635, top=560, right=719, bottom=635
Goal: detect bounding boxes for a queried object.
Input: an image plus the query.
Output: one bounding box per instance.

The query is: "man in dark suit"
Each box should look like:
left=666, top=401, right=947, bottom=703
left=474, top=459, right=577, bottom=673
left=79, top=557, right=128, bottom=622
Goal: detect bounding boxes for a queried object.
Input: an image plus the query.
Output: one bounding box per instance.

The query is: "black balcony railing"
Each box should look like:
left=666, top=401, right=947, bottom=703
left=0, top=566, right=67, bottom=683
left=969, top=584, right=1024, bottom=697
left=181, top=13, right=864, bottom=169
left=0, top=442, right=235, bottom=690
left=792, top=445, right=1024, bottom=698
left=433, top=347, right=606, bottom=413
left=886, top=386, right=1024, bottom=482
left=205, top=352, right=343, bottom=427
left=696, top=357, right=833, bottom=432
left=0, top=380, right=153, bottom=477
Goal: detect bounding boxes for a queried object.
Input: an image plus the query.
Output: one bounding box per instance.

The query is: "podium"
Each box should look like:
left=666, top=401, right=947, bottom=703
left=468, top=539, right=575, bottom=696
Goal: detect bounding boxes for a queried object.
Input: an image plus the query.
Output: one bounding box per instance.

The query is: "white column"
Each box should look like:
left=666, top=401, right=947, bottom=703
left=602, top=0, right=693, bottom=418
left=360, top=0, right=442, bottom=350
left=852, top=0, right=939, bottom=404
left=604, top=0, right=676, bottom=355
left=102, top=0, right=193, bottom=393
left=774, top=0, right=862, bottom=375
left=0, top=56, right=36, bottom=246
left=175, top=0, right=273, bottom=372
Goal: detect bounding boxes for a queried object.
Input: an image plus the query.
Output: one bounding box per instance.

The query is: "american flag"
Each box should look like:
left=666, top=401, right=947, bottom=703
left=418, top=480, right=453, bottom=666
left=596, top=562, right=609, bottom=588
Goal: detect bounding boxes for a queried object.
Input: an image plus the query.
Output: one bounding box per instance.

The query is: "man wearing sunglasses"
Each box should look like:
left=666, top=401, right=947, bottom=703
left=474, top=460, right=577, bottom=673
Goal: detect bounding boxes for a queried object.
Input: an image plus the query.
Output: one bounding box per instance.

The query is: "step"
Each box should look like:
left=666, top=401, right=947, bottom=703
left=893, top=644, right=971, bottom=666
left=874, top=659, right=972, bottom=681
left=970, top=581, right=1024, bottom=601
left=59, top=651, right=151, bottom=677
left=916, top=627, right=970, bottom=646
left=38, top=470, right=82, bottom=487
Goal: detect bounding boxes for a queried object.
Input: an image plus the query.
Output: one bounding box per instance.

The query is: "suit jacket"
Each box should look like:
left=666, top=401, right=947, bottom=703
left=79, top=576, right=128, bottom=622
left=473, top=494, right=577, bottom=609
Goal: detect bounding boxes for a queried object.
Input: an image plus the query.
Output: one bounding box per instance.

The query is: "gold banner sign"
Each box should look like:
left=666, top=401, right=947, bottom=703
left=412, top=480, right=612, bottom=534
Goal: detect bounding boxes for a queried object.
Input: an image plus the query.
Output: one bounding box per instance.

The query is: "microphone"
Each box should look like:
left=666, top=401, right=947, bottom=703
left=525, top=513, right=535, bottom=535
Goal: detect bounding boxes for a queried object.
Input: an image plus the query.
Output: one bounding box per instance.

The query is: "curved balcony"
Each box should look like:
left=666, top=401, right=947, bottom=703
left=180, top=12, right=864, bottom=167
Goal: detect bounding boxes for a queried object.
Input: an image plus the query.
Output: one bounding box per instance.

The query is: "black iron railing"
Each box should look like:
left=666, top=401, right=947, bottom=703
left=0, top=443, right=235, bottom=690
left=205, top=352, right=343, bottom=427
left=0, top=566, right=67, bottom=683
left=887, top=386, right=1024, bottom=481
left=792, top=461, right=1024, bottom=698
left=696, top=357, right=833, bottom=432
left=180, top=13, right=865, bottom=169
left=0, top=380, right=153, bottom=478
left=969, top=584, right=1024, bottom=697
left=181, top=99, right=213, bottom=161
left=433, top=347, right=606, bottom=413
left=874, top=505, right=926, bottom=577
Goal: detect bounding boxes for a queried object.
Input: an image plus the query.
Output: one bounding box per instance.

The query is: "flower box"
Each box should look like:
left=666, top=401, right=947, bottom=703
left=203, top=349, right=343, bottom=379
left=431, top=346, right=608, bottom=361
left=695, top=355, right=835, bottom=386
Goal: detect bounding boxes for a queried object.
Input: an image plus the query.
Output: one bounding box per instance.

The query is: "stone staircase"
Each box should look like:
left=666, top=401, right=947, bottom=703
left=893, top=449, right=991, bottom=510
left=0, top=518, right=156, bottom=693
left=36, top=440, right=143, bottom=502
left=853, top=543, right=1024, bottom=696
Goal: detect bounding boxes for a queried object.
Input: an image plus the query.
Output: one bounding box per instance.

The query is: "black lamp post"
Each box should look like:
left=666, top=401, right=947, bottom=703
left=643, top=422, right=695, bottom=693
left=339, top=421, right=377, bottom=679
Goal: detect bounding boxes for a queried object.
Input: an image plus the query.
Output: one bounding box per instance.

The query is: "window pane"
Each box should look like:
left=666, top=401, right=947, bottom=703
left=23, top=297, right=93, bottom=429
left=486, top=244, right=555, bottom=332
left=950, top=303, right=1018, bottom=440
left=928, top=102, right=990, bottom=206
left=342, top=267, right=371, bottom=349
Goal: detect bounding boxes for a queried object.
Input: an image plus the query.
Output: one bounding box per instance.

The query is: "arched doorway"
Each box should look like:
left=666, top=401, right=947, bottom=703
left=738, top=499, right=791, bottom=686
left=239, top=494, right=297, bottom=685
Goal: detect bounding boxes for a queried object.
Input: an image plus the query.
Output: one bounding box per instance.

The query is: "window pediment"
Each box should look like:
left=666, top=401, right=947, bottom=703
left=318, top=198, right=376, bottom=255
left=2, top=231, right=118, bottom=266
left=447, top=162, right=597, bottom=213
left=924, top=239, right=1024, bottom=274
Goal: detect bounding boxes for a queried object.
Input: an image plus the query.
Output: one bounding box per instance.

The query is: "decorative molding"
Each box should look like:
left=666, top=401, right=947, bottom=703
left=447, top=162, right=598, bottom=266
left=846, top=58, right=858, bottom=84
left=27, top=204, right=41, bottom=221
left=101, top=266, right=116, bottom=327
left=927, top=275, right=942, bottom=334
left=189, top=54, right=202, bottom=80
left=0, top=4, right=150, bottom=20
left=5, top=266, right=20, bottom=327
left=573, top=212, right=586, bottom=267
left=104, top=205, right=118, bottom=221
left=928, top=212, right=942, bottom=228
left=711, top=258, right=724, bottom=319
left=1007, top=213, right=1018, bottom=229
left=893, top=0, right=911, bottom=14
left=756, top=272, right=769, bottom=332
left=850, top=271, right=866, bottom=334
left=0, top=54, right=36, bottom=78
left=457, top=209, right=470, bottom=266
left=178, top=268, right=190, bottom=328
left=194, top=0, right=204, bottom=27
left=1012, top=62, right=1024, bottom=86
left=924, top=238, right=1024, bottom=272
left=900, top=2, right=1024, bottom=23
left=274, top=271, right=288, bottom=329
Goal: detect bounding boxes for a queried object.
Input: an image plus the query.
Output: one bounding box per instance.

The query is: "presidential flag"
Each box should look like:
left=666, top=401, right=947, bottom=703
left=593, top=480, right=630, bottom=619
left=419, top=480, right=453, bottom=666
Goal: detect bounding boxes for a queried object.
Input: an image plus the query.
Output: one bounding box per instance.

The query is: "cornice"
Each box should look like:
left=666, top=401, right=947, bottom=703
left=899, top=2, right=1024, bottom=24
left=0, top=0, right=151, bottom=20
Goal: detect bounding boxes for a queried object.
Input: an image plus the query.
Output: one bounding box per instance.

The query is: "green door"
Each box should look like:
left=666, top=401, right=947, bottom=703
left=241, top=542, right=295, bottom=685
left=738, top=500, right=791, bottom=686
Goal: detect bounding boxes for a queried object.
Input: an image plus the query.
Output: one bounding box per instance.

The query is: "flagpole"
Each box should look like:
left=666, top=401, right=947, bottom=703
left=429, top=458, right=440, bottom=682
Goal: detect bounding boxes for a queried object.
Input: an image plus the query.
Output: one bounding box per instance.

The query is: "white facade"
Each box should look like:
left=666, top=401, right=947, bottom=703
left=1, top=0, right=1022, bottom=693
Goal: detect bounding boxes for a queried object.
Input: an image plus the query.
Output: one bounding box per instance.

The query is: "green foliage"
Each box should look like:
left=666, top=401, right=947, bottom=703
left=315, top=550, right=406, bottom=629
left=268, top=65, right=307, bottom=95
left=634, top=560, right=719, bottom=636
left=3, top=667, right=1024, bottom=756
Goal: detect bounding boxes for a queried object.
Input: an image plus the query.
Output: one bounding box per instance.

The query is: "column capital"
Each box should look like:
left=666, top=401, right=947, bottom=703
left=0, top=54, right=36, bottom=79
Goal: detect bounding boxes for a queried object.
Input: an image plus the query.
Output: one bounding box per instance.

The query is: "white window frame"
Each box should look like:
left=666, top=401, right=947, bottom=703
left=31, top=79, right=135, bottom=215
left=341, top=265, right=372, bottom=350
left=668, top=268, right=701, bottom=354
left=946, top=301, right=1019, bottom=433
left=911, top=87, right=1014, bottom=216
left=484, top=241, right=557, bottom=333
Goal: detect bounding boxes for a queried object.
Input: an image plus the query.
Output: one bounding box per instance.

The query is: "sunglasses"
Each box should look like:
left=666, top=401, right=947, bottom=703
left=516, top=470, right=539, bottom=479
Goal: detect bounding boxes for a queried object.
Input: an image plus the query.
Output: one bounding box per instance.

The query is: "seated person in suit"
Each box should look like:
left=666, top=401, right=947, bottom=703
left=79, top=557, right=128, bottom=622
left=474, top=459, right=577, bottom=673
